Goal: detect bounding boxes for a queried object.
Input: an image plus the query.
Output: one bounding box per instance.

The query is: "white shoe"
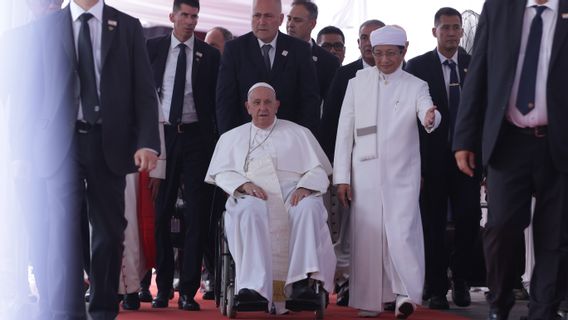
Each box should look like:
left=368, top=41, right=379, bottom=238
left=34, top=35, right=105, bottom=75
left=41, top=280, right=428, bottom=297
left=395, top=295, right=416, bottom=319
left=357, top=309, right=380, bottom=317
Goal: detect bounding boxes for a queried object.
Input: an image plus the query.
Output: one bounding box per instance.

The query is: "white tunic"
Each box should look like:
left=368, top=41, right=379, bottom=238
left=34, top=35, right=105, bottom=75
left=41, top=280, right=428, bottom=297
left=333, top=66, right=440, bottom=311
left=205, top=119, right=336, bottom=303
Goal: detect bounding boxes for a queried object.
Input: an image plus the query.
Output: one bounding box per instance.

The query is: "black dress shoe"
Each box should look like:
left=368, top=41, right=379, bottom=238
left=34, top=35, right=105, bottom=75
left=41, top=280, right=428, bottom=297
left=122, top=293, right=141, bottom=310
left=429, top=295, right=450, bottom=310
left=138, top=288, right=153, bottom=303
left=290, top=279, right=318, bottom=300
left=336, top=281, right=349, bottom=307
left=237, top=288, right=267, bottom=303
left=178, top=295, right=200, bottom=311
left=202, top=290, right=215, bottom=300
left=152, top=291, right=170, bottom=308
left=487, top=308, right=510, bottom=320
left=452, top=280, right=471, bottom=307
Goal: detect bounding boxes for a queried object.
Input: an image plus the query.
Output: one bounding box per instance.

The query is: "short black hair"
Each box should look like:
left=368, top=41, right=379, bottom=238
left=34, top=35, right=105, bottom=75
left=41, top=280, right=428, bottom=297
left=316, top=26, right=345, bottom=44
left=211, top=26, right=234, bottom=41
left=173, top=0, right=200, bottom=12
left=434, top=7, right=462, bottom=26
left=291, top=0, right=318, bottom=20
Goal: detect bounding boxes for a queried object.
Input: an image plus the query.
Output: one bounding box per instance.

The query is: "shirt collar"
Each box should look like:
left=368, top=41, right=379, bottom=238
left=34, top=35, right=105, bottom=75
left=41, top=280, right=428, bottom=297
left=378, top=64, right=404, bottom=82
left=70, top=0, right=103, bottom=23
left=362, top=58, right=373, bottom=69
left=436, top=48, right=459, bottom=66
left=526, top=0, right=558, bottom=12
left=257, top=32, right=278, bottom=50
left=171, top=32, right=195, bottom=52
left=251, top=117, right=278, bottom=132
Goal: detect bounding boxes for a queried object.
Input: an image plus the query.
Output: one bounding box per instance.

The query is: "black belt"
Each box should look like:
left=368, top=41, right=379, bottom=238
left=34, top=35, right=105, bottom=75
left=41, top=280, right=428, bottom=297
left=166, top=122, right=199, bottom=134
left=505, top=121, right=547, bottom=138
left=75, top=121, right=101, bottom=134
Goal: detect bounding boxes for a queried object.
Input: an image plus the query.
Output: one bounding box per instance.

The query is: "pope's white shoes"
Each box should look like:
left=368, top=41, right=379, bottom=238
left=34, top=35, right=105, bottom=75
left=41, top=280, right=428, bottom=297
left=395, top=295, right=416, bottom=319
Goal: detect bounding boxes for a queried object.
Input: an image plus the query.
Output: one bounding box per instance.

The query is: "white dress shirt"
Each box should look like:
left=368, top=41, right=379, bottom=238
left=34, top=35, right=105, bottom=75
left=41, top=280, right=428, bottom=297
left=160, top=33, right=198, bottom=124
left=437, top=49, right=460, bottom=101
left=257, top=34, right=278, bottom=68
left=507, top=0, right=558, bottom=127
left=70, top=0, right=103, bottom=121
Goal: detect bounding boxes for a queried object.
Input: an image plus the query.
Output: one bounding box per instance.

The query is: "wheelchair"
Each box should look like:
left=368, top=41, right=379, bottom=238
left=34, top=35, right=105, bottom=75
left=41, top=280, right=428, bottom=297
left=214, top=211, right=328, bottom=319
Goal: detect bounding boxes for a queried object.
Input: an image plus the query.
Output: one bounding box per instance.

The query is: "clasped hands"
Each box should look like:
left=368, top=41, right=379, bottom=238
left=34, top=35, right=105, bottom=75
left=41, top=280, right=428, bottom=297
left=424, top=105, right=437, bottom=129
left=238, top=182, right=313, bottom=206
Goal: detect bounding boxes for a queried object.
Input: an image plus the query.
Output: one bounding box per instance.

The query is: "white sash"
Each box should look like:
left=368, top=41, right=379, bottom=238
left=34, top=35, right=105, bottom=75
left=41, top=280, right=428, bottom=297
left=245, top=155, right=290, bottom=303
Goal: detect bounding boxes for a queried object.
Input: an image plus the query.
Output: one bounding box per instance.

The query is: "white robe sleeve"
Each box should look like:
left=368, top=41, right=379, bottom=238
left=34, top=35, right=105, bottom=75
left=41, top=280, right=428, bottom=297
left=213, top=171, right=251, bottom=197
left=296, top=165, right=330, bottom=195
left=150, top=91, right=167, bottom=179
left=415, top=81, right=441, bottom=133
left=333, top=79, right=355, bottom=185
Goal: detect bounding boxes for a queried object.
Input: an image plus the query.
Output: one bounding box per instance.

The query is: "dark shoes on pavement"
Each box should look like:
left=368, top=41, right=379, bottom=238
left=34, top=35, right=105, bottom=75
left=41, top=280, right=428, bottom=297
left=451, top=280, right=471, bottom=307
left=178, top=294, right=200, bottom=311
left=121, top=292, right=140, bottom=310
left=429, top=295, right=450, bottom=310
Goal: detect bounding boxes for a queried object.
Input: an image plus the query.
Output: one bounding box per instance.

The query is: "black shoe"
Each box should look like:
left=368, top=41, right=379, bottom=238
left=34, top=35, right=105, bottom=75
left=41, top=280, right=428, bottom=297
left=513, top=287, right=529, bottom=301
left=202, top=290, right=215, bottom=300
left=84, top=289, right=90, bottom=303
left=237, top=288, right=267, bottom=303
left=429, top=295, right=450, bottom=310
left=152, top=291, right=170, bottom=308
left=290, top=279, right=318, bottom=301
left=178, top=295, right=200, bottom=311
left=384, top=301, right=396, bottom=311
left=138, top=288, right=153, bottom=303
left=336, top=281, right=349, bottom=307
left=422, top=284, right=431, bottom=301
left=487, top=308, right=510, bottom=320
left=452, top=280, right=471, bottom=307
left=122, top=293, right=141, bottom=310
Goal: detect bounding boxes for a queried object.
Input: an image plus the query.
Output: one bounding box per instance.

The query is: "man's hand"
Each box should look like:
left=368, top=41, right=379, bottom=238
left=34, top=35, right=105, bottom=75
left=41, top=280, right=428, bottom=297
left=290, top=187, right=314, bottom=206
left=134, top=149, right=158, bottom=172
left=147, top=178, right=162, bottom=201
left=424, top=106, right=437, bottom=129
left=238, top=182, right=267, bottom=200
left=336, top=184, right=352, bottom=208
left=455, top=150, right=476, bottom=177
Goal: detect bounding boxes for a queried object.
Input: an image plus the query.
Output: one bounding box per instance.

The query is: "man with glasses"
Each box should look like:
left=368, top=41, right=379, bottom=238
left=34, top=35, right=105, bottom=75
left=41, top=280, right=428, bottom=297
left=317, top=26, right=346, bottom=65
left=334, top=25, right=440, bottom=318
left=318, top=19, right=384, bottom=308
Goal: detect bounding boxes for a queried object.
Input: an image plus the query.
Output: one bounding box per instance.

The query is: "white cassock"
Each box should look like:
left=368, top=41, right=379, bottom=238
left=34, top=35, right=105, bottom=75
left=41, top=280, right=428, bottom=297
left=333, top=65, right=441, bottom=312
left=118, top=104, right=167, bottom=295
left=205, top=119, right=336, bottom=305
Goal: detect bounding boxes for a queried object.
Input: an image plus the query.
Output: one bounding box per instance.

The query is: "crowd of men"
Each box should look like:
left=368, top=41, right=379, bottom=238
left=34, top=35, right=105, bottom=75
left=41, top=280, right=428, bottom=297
left=1, top=0, right=567, bottom=319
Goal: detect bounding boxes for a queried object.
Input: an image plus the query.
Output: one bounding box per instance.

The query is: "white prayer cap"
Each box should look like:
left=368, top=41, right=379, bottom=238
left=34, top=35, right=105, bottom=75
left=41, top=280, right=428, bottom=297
left=370, top=25, right=407, bottom=47
left=247, top=82, right=275, bottom=98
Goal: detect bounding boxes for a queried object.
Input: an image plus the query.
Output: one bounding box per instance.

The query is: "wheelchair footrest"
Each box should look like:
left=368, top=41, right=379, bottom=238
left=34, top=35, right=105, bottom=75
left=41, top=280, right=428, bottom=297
left=235, top=300, right=269, bottom=312
left=286, top=298, right=321, bottom=312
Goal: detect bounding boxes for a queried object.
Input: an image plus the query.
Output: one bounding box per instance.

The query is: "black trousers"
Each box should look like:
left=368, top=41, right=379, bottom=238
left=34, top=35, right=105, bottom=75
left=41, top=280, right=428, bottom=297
left=420, top=148, right=482, bottom=296
left=154, top=124, right=215, bottom=297
left=45, top=126, right=127, bottom=320
left=485, top=123, right=568, bottom=320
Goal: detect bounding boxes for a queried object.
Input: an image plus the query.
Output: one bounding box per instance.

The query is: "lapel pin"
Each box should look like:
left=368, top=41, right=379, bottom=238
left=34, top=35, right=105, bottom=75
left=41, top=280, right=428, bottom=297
left=108, top=19, right=117, bottom=31
left=562, top=13, right=568, bottom=19
left=312, top=56, right=318, bottom=62
left=282, top=50, right=288, bottom=57
left=464, top=68, right=468, bottom=73
left=196, top=51, right=203, bottom=58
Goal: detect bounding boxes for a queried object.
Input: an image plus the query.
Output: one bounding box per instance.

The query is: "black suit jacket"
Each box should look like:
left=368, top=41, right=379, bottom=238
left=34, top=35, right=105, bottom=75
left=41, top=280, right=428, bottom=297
left=453, top=0, right=568, bottom=172
left=146, top=34, right=220, bottom=144
left=216, top=31, right=320, bottom=134
left=319, top=58, right=364, bottom=160
left=406, top=47, right=472, bottom=175
left=33, top=4, right=160, bottom=177
left=311, top=39, right=340, bottom=100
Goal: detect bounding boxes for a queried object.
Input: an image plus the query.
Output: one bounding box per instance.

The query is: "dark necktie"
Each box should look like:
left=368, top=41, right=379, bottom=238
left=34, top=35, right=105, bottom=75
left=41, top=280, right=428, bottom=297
left=516, top=5, right=546, bottom=115
left=169, top=43, right=187, bottom=125
left=262, top=44, right=272, bottom=71
left=444, top=59, right=460, bottom=141
left=78, top=13, right=100, bottom=124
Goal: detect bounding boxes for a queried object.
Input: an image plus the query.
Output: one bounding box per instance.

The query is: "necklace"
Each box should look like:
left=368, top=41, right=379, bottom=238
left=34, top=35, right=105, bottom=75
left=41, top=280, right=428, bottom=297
left=244, top=119, right=278, bottom=172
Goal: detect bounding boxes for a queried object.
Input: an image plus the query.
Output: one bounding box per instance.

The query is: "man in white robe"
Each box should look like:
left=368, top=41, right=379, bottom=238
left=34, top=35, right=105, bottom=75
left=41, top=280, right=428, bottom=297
left=333, top=26, right=441, bottom=319
left=205, top=82, right=336, bottom=312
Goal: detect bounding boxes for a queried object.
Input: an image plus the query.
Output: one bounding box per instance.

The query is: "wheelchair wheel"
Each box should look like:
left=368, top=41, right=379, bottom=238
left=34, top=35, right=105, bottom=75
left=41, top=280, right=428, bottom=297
left=227, top=284, right=237, bottom=318
left=214, top=216, right=223, bottom=308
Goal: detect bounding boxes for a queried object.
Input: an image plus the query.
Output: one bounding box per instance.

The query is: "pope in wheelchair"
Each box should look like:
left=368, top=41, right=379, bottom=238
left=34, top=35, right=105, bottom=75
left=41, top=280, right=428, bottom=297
left=205, top=82, right=336, bottom=315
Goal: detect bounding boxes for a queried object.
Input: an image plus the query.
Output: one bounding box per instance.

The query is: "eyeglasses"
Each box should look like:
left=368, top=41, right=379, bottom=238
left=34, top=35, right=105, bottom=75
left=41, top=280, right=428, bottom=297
left=320, top=42, right=345, bottom=50
left=372, top=50, right=401, bottom=58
